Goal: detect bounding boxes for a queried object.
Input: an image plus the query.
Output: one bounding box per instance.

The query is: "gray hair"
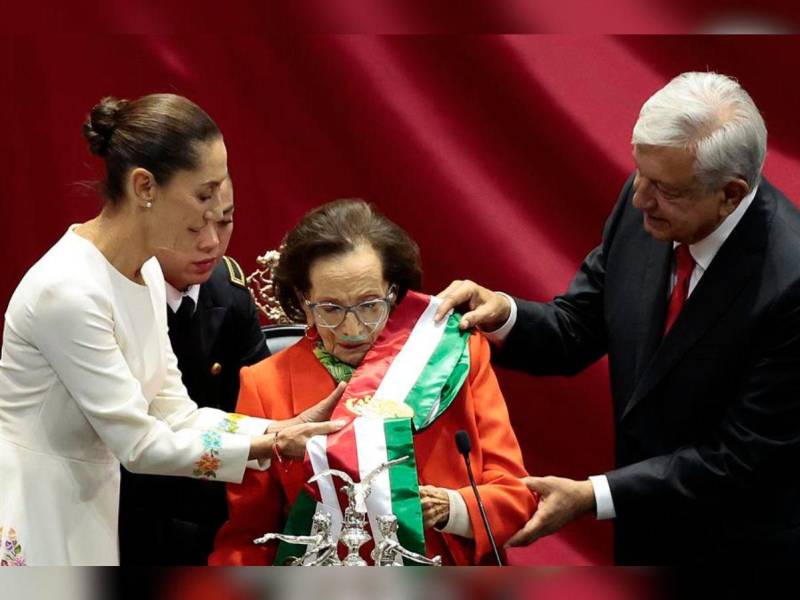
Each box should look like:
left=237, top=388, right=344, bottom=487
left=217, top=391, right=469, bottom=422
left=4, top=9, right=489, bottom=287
left=632, top=72, right=767, bottom=191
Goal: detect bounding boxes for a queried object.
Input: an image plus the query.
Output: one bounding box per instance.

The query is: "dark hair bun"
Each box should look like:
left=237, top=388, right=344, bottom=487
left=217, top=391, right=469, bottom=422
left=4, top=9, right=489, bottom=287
left=80, top=93, right=220, bottom=202
left=82, top=96, right=129, bottom=157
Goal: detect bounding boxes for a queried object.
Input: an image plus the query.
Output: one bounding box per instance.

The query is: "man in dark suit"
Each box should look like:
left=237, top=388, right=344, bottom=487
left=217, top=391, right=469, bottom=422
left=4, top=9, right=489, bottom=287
left=436, top=72, right=800, bottom=564
left=119, top=177, right=269, bottom=565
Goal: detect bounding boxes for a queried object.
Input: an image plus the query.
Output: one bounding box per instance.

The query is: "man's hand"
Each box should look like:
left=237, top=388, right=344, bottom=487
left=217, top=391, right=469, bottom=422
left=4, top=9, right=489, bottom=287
left=435, top=280, right=511, bottom=331
left=505, top=476, right=596, bottom=547
left=419, top=485, right=451, bottom=529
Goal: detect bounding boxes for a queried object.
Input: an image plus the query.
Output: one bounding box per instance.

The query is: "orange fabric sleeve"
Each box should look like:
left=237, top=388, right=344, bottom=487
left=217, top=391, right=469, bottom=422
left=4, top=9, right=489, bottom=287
left=456, top=334, right=538, bottom=564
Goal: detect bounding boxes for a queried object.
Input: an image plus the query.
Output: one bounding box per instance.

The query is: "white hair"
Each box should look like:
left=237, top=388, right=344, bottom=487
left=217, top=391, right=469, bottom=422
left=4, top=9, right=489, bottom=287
left=632, top=72, right=767, bottom=191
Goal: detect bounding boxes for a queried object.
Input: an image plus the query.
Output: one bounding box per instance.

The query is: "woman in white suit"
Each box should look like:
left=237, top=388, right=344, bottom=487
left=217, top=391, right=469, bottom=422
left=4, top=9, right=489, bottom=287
left=0, top=94, right=344, bottom=566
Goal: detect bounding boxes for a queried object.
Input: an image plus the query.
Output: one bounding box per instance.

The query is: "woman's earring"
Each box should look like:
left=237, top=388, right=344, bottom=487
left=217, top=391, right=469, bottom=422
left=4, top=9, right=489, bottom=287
left=304, top=325, right=318, bottom=340
left=145, top=201, right=153, bottom=209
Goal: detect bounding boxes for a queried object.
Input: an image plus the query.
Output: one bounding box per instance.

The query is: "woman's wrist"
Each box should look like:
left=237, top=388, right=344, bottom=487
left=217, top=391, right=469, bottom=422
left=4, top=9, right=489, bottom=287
left=265, top=417, right=300, bottom=433
left=272, top=430, right=285, bottom=463
left=248, top=434, right=274, bottom=461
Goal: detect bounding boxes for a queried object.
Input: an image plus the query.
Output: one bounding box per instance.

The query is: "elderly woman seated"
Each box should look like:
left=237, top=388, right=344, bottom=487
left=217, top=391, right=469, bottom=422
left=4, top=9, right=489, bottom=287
left=210, top=200, right=536, bottom=566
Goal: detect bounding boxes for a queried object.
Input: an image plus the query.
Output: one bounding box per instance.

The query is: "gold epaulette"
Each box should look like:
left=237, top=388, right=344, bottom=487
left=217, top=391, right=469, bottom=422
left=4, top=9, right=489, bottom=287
left=222, top=256, right=247, bottom=288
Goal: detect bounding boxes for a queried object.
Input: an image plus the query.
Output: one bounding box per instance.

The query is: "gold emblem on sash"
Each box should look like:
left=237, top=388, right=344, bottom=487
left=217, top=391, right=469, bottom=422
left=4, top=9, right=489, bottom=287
left=345, top=395, right=414, bottom=419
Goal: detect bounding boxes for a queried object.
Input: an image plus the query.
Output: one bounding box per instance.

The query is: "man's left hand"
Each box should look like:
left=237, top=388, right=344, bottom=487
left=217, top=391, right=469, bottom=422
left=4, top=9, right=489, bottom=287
left=506, top=476, right=595, bottom=547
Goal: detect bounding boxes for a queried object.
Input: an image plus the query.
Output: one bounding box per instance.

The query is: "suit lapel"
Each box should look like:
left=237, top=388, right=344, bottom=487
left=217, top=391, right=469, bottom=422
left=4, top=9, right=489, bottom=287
left=621, top=185, right=773, bottom=422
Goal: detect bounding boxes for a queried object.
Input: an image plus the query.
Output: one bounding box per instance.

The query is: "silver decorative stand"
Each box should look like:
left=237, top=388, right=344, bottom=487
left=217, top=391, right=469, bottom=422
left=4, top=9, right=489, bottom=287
left=254, top=456, right=442, bottom=566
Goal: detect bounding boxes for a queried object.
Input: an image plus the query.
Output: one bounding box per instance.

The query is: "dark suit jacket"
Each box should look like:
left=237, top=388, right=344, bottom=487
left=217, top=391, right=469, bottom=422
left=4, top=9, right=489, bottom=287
left=495, top=176, right=800, bottom=565
left=119, top=257, right=269, bottom=565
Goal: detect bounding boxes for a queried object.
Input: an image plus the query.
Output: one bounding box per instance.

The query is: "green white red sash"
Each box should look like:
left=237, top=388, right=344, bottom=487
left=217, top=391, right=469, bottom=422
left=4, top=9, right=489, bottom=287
left=274, top=291, right=470, bottom=565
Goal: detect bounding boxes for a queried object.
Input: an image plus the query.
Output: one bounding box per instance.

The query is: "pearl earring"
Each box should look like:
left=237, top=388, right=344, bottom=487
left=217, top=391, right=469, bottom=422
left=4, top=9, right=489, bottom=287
left=145, top=201, right=153, bottom=209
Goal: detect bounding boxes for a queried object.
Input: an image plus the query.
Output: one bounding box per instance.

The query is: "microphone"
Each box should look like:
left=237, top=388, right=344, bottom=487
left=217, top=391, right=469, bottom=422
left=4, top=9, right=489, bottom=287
left=454, top=430, right=503, bottom=565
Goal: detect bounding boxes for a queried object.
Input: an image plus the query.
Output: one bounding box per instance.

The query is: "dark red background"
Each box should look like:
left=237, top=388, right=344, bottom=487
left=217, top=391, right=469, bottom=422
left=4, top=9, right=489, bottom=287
left=3, top=33, right=800, bottom=564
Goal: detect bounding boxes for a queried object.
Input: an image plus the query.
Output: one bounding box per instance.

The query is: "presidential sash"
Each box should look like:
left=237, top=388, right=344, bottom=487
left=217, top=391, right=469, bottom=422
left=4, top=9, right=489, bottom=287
left=274, top=291, right=470, bottom=565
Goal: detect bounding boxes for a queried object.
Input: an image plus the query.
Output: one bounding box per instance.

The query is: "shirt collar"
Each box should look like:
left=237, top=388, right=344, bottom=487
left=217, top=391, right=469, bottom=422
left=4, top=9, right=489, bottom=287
left=165, top=281, right=200, bottom=314
left=673, top=184, right=758, bottom=270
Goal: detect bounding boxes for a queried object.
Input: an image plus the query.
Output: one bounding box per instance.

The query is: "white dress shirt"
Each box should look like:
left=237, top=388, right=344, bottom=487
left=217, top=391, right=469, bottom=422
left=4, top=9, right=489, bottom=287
left=165, top=281, right=200, bottom=314
left=485, top=185, right=758, bottom=520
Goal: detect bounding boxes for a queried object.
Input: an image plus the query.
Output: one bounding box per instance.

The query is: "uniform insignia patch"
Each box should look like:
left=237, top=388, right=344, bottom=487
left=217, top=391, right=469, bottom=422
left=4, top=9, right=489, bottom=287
left=222, top=256, right=247, bottom=288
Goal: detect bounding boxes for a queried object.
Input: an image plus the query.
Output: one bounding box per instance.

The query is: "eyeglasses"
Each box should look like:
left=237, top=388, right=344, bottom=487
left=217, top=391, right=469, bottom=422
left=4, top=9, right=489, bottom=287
left=305, top=286, right=397, bottom=329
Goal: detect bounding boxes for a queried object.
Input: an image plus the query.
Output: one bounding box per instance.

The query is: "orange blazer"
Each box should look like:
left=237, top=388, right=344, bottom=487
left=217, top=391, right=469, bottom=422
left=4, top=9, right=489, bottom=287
left=210, top=333, right=536, bottom=566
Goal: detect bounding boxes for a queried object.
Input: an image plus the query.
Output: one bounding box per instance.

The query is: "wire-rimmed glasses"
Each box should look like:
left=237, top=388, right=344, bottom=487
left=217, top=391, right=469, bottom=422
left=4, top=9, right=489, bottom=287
left=305, top=286, right=396, bottom=330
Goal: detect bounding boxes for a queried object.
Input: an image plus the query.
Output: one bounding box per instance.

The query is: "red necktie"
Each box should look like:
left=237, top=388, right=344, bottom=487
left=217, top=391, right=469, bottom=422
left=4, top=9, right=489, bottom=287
left=663, top=244, right=695, bottom=334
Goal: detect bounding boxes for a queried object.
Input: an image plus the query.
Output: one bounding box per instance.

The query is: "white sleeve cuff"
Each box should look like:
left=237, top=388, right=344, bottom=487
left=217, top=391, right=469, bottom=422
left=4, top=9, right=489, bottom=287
left=480, top=292, right=517, bottom=346
left=589, top=475, right=617, bottom=520
left=435, top=488, right=474, bottom=538
left=246, top=457, right=271, bottom=471
left=230, top=416, right=272, bottom=436
left=211, top=431, right=252, bottom=484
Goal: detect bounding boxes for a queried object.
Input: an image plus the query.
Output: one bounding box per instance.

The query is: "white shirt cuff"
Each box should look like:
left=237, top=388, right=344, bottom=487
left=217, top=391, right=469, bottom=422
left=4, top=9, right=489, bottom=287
left=435, top=488, right=474, bottom=538
left=480, top=292, right=517, bottom=345
left=589, top=475, right=617, bottom=520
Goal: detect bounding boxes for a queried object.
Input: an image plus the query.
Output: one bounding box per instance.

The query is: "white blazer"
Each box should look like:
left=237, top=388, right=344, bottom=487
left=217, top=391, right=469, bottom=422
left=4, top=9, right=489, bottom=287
left=0, top=228, right=269, bottom=565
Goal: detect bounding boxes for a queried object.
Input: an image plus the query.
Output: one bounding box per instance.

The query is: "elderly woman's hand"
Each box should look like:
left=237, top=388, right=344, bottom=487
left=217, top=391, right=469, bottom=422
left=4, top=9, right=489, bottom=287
left=419, top=485, right=451, bottom=529
left=267, top=382, right=347, bottom=432
left=248, top=382, right=348, bottom=461
left=290, top=381, right=347, bottom=427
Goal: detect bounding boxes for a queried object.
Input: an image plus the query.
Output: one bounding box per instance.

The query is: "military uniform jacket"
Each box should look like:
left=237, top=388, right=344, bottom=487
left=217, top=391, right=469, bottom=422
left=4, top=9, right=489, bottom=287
left=167, top=257, right=268, bottom=414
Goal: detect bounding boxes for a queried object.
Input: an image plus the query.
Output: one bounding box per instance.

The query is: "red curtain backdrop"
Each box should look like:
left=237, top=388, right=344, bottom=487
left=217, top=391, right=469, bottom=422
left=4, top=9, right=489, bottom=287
left=3, top=34, right=800, bottom=565
left=2, top=2, right=800, bottom=33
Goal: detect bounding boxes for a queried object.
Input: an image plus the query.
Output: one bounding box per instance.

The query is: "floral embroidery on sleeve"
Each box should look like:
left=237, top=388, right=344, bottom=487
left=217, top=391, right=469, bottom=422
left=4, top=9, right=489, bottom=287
left=0, top=527, right=26, bottom=566
left=193, top=430, right=223, bottom=479
left=216, top=412, right=247, bottom=434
